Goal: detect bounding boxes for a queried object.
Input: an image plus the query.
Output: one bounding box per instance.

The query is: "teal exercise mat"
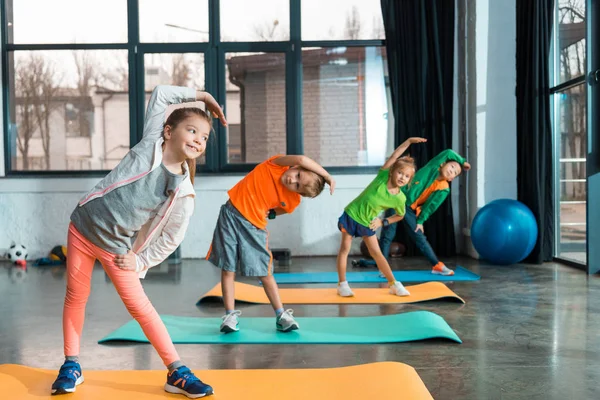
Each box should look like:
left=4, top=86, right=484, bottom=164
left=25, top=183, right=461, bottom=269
left=272, top=265, right=480, bottom=284
left=98, top=311, right=461, bottom=344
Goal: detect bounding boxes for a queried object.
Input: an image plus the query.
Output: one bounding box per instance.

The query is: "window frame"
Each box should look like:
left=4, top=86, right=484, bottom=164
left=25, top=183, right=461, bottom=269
left=549, top=0, right=588, bottom=267
left=1, top=0, right=387, bottom=177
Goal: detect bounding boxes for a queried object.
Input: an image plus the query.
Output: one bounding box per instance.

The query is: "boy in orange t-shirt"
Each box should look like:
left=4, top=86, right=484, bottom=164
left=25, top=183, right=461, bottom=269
left=206, top=155, right=335, bottom=333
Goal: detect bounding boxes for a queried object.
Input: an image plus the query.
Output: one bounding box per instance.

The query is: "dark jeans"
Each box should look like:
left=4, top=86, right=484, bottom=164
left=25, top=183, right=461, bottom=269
left=357, top=208, right=439, bottom=267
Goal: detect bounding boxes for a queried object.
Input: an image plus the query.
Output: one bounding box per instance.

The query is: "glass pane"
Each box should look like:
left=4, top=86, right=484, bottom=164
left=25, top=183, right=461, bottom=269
left=8, top=50, right=129, bottom=171
left=144, top=53, right=205, bottom=91
left=225, top=52, right=286, bottom=163
left=139, top=0, right=209, bottom=43
left=6, top=0, right=127, bottom=44
left=302, top=0, right=385, bottom=41
left=220, top=0, right=289, bottom=42
left=144, top=53, right=207, bottom=164
left=556, top=84, right=587, bottom=264
left=302, top=46, right=391, bottom=167
left=557, top=0, right=586, bottom=83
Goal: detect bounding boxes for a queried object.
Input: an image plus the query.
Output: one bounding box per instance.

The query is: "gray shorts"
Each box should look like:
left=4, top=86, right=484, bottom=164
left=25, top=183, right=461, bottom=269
left=206, top=201, right=273, bottom=277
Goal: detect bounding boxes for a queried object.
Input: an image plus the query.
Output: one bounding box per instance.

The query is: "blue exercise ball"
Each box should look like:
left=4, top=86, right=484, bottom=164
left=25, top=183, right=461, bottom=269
left=471, top=199, right=538, bottom=265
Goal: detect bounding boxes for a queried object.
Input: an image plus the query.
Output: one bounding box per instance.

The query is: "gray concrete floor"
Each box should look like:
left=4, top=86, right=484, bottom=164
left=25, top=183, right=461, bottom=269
left=1, top=256, right=599, bottom=400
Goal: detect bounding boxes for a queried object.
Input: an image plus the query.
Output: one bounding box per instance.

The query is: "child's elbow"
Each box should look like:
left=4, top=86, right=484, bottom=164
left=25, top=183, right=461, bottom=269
left=296, top=155, right=309, bottom=165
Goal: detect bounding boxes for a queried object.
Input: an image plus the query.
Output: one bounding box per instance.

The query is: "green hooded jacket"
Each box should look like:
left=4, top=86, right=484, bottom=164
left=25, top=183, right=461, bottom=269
left=401, top=149, right=466, bottom=224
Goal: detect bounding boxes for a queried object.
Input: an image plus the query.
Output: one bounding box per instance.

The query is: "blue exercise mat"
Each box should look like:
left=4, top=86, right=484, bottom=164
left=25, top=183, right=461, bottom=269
left=98, top=311, right=461, bottom=344
left=271, top=265, right=479, bottom=284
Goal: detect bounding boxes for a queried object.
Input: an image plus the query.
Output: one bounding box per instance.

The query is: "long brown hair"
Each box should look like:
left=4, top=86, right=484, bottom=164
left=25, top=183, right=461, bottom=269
left=163, top=107, right=213, bottom=184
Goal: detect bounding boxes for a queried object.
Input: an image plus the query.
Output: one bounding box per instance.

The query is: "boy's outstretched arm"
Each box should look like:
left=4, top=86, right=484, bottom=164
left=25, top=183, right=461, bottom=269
left=382, top=137, right=427, bottom=170
left=426, top=149, right=468, bottom=169
left=273, top=155, right=336, bottom=194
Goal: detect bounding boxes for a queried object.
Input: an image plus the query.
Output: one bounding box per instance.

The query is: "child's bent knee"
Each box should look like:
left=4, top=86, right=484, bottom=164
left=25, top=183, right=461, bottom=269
left=221, top=269, right=236, bottom=278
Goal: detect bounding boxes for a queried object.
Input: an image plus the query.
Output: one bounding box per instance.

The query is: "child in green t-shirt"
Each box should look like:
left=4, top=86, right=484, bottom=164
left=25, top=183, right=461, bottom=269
left=336, top=137, right=427, bottom=297
left=353, top=149, right=471, bottom=276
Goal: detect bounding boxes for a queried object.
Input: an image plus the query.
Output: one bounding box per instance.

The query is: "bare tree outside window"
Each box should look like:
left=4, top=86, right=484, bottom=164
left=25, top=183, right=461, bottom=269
left=14, top=54, right=62, bottom=170
left=72, top=51, right=98, bottom=137
left=252, top=19, right=285, bottom=41
left=99, top=50, right=129, bottom=91
left=171, top=54, right=191, bottom=86
left=372, top=15, right=385, bottom=39
left=301, top=0, right=384, bottom=41
left=344, top=6, right=362, bottom=40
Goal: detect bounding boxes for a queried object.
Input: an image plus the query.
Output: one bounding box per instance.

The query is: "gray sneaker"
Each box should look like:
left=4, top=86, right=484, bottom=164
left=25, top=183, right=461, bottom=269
left=220, top=310, right=241, bottom=333
left=276, top=309, right=299, bottom=332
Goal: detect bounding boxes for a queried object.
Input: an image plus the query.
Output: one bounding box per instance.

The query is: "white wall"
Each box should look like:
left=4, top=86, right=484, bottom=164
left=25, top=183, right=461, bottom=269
left=482, top=0, right=517, bottom=202
left=462, top=0, right=518, bottom=257
left=0, top=174, right=377, bottom=260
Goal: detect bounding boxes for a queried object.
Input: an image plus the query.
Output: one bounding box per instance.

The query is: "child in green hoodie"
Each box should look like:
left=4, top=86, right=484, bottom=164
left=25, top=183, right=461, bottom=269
left=353, top=149, right=470, bottom=276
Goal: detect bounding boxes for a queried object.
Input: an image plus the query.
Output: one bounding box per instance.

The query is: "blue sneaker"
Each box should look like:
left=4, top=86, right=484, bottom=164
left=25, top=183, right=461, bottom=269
left=164, top=366, right=214, bottom=398
left=51, top=360, right=84, bottom=395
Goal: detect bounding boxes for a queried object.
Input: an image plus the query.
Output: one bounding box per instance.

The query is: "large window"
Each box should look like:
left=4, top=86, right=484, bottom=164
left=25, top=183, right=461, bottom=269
left=139, top=0, right=209, bottom=43
left=220, top=0, right=290, bottom=42
left=1, top=0, right=389, bottom=175
left=302, top=46, right=390, bottom=167
left=551, top=0, right=587, bottom=265
left=8, top=49, right=129, bottom=171
left=301, top=0, right=385, bottom=41
left=225, top=52, right=287, bottom=164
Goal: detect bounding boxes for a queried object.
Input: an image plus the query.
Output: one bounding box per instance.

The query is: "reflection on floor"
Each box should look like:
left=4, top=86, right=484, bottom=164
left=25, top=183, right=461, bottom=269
left=1, top=256, right=599, bottom=400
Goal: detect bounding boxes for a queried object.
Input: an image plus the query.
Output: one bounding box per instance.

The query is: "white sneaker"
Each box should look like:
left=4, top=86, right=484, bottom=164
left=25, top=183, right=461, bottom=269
left=389, top=281, right=410, bottom=296
left=337, top=282, right=355, bottom=297
left=432, top=263, right=455, bottom=276
left=220, top=310, right=241, bottom=333
left=276, top=309, right=299, bottom=332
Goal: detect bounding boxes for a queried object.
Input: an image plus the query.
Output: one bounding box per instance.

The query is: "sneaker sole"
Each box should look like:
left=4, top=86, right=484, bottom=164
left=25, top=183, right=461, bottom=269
left=337, top=292, right=355, bottom=297
left=277, top=323, right=299, bottom=333
left=164, top=383, right=213, bottom=398
left=51, top=376, right=84, bottom=395
left=220, top=325, right=239, bottom=333
left=432, top=270, right=454, bottom=276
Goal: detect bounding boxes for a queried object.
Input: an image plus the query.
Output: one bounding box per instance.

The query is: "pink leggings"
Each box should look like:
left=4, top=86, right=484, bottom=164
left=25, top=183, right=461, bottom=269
left=63, top=223, right=179, bottom=366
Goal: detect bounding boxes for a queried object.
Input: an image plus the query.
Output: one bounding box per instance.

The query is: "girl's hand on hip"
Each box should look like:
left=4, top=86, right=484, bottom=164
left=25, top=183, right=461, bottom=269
left=370, top=218, right=383, bottom=230
left=114, top=250, right=138, bottom=271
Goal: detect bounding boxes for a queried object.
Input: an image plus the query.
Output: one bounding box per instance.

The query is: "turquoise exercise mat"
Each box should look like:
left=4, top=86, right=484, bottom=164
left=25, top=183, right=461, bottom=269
left=272, top=265, right=480, bottom=284
left=98, top=311, right=461, bottom=344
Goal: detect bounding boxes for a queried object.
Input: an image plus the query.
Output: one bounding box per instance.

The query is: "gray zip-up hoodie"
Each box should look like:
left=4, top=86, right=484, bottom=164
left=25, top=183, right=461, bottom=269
left=74, top=85, right=198, bottom=278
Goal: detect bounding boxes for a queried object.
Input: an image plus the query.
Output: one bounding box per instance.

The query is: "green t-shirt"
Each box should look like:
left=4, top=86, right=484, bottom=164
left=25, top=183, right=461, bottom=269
left=344, top=169, right=407, bottom=227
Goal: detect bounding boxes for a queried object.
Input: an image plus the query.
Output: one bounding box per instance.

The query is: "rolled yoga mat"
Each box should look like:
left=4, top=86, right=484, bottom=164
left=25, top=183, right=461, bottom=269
left=0, top=362, right=433, bottom=400
left=197, top=281, right=465, bottom=305
left=272, top=265, right=480, bottom=284
left=98, top=311, right=462, bottom=344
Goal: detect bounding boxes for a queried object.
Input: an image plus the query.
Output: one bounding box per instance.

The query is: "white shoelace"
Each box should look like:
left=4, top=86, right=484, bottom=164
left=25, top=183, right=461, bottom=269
left=222, top=310, right=242, bottom=322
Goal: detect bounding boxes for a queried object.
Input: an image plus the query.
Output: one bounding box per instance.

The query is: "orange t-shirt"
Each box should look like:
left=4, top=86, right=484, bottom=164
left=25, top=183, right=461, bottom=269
left=228, top=155, right=302, bottom=230
left=410, top=179, right=449, bottom=216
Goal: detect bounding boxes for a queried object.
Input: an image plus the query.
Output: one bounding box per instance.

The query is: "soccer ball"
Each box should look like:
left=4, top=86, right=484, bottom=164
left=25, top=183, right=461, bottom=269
left=7, top=243, right=28, bottom=262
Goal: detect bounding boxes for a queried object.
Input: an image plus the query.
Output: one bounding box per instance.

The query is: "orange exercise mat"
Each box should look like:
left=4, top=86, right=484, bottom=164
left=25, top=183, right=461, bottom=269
left=0, top=362, right=433, bottom=400
left=197, top=281, right=464, bottom=305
